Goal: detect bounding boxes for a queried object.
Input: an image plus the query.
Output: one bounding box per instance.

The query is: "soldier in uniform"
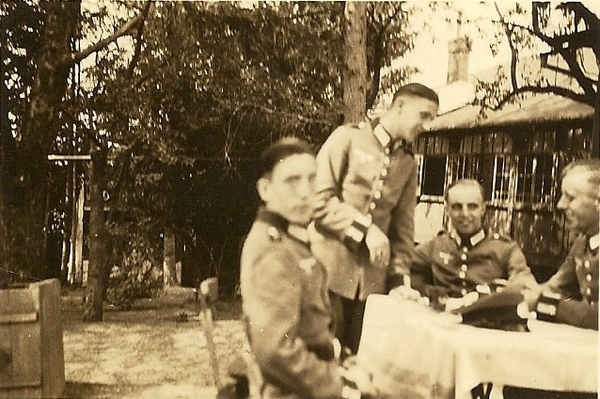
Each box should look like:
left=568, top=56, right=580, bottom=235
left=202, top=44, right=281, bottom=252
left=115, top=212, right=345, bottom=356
left=529, top=159, right=600, bottom=330
left=240, top=138, right=374, bottom=399
left=407, top=179, right=538, bottom=309
left=309, top=83, right=439, bottom=354
left=504, top=161, right=599, bottom=399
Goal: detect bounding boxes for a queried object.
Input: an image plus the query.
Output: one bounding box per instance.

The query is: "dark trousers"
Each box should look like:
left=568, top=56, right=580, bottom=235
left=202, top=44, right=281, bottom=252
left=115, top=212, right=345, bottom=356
left=329, top=290, right=366, bottom=355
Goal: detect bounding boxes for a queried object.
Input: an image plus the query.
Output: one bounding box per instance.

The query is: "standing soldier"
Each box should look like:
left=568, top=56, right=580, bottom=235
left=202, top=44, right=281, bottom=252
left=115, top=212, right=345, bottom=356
left=310, top=83, right=439, bottom=354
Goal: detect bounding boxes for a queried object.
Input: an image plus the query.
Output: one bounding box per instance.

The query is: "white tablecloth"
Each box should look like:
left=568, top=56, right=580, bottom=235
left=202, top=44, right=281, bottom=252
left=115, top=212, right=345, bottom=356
left=357, top=295, right=598, bottom=399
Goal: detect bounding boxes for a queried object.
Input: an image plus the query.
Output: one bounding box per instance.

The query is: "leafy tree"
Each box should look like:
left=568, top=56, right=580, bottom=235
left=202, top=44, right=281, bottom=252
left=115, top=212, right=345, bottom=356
left=2, top=1, right=425, bottom=319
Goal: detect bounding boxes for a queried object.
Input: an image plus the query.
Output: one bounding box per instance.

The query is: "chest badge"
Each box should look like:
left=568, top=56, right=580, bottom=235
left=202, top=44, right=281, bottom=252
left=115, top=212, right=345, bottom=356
left=352, top=148, right=375, bottom=164
left=439, top=251, right=453, bottom=265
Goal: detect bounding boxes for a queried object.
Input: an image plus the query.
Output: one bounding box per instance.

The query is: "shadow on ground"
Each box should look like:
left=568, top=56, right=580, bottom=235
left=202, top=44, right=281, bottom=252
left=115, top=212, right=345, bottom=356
left=62, top=381, right=139, bottom=398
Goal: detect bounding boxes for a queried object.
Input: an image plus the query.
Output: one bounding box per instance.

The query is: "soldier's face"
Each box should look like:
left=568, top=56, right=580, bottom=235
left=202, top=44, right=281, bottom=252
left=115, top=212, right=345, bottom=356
left=383, top=96, right=438, bottom=143
left=557, top=168, right=600, bottom=236
left=446, top=184, right=485, bottom=237
left=258, top=153, right=317, bottom=225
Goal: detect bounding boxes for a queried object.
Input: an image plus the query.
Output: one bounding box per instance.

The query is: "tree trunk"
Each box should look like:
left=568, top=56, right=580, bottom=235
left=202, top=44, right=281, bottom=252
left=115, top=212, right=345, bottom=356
left=83, top=146, right=108, bottom=321
left=2, top=1, right=81, bottom=281
left=343, top=1, right=368, bottom=124
left=163, top=227, right=178, bottom=287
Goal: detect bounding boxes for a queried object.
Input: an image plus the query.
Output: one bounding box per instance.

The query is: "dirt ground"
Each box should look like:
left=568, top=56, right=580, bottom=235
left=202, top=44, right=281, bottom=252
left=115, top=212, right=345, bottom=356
left=60, top=287, right=245, bottom=399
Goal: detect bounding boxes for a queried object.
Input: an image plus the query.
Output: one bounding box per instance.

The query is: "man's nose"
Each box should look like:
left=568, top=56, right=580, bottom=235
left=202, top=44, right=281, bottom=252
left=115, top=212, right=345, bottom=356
left=556, top=196, right=567, bottom=210
left=296, top=179, right=315, bottom=198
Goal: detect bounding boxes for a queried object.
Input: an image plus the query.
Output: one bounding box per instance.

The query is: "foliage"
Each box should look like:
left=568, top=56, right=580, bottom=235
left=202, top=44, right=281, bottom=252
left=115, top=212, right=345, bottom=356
left=2, top=1, right=430, bottom=298
left=106, top=234, right=163, bottom=310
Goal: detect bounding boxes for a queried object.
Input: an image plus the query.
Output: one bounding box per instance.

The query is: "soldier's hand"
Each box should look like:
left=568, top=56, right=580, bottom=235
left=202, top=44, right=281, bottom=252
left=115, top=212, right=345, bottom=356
left=339, top=356, right=377, bottom=398
left=389, top=285, right=423, bottom=303
left=365, top=225, right=390, bottom=268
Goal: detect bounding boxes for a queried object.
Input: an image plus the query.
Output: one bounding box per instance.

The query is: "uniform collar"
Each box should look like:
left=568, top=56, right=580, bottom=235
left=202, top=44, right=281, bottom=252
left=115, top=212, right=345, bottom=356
left=256, top=208, right=310, bottom=245
left=450, top=228, right=486, bottom=248
left=370, top=119, right=413, bottom=155
left=373, top=124, right=392, bottom=148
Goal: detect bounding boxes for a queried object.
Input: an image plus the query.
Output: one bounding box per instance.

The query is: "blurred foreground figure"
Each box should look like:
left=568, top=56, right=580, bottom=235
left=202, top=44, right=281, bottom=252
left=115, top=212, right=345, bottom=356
left=240, top=138, right=375, bottom=399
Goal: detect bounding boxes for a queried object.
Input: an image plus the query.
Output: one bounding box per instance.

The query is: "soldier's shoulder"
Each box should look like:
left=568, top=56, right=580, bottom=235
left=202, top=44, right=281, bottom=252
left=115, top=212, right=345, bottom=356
left=246, top=223, right=285, bottom=246
left=488, top=232, right=513, bottom=243
left=335, top=121, right=369, bottom=133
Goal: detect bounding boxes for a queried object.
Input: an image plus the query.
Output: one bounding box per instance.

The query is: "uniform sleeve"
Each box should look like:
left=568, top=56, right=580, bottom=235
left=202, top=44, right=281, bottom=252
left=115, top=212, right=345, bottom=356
left=244, top=249, right=343, bottom=398
left=556, top=299, right=598, bottom=330
left=313, top=127, right=371, bottom=249
left=503, top=241, right=538, bottom=291
left=544, top=255, right=580, bottom=297
left=410, top=241, right=436, bottom=296
left=544, top=254, right=597, bottom=329
left=387, top=162, right=417, bottom=282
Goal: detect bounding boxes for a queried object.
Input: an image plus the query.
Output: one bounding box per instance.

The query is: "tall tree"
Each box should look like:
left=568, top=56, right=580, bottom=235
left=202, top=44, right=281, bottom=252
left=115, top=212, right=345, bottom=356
left=1, top=0, right=144, bottom=301
left=343, top=2, right=367, bottom=122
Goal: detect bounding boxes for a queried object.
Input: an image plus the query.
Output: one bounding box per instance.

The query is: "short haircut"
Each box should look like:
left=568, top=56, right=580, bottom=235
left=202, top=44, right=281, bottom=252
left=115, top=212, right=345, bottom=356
left=561, top=158, right=600, bottom=197
left=445, top=178, right=485, bottom=203
left=392, top=83, right=439, bottom=106
left=259, top=137, right=315, bottom=177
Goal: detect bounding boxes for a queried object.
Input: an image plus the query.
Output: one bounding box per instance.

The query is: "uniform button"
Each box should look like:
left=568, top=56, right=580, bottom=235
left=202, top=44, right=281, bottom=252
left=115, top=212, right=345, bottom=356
left=381, top=169, right=388, bottom=177
left=369, top=203, right=376, bottom=210
left=374, top=191, right=382, bottom=199
left=461, top=264, right=468, bottom=271
left=461, top=289, right=467, bottom=296
left=584, top=261, right=590, bottom=268
left=383, top=157, right=390, bottom=166
left=460, top=253, right=467, bottom=261
left=459, top=271, right=466, bottom=279
left=384, top=147, right=390, bottom=155
left=586, top=288, right=592, bottom=296
left=587, top=274, right=592, bottom=282
left=267, top=227, right=280, bottom=241
left=376, top=180, right=385, bottom=188
left=462, top=246, right=468, bottom=253
left=493, top=233, right=500, bottom=239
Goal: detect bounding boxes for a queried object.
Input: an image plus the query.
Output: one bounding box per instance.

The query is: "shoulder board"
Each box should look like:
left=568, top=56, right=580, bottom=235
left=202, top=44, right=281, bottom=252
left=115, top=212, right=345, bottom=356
left=490, top=232, right=510, bottom=241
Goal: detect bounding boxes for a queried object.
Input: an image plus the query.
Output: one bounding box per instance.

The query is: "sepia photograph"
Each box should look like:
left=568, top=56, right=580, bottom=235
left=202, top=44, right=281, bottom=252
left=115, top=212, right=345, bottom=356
left=1, top=1, right=598, bottom=398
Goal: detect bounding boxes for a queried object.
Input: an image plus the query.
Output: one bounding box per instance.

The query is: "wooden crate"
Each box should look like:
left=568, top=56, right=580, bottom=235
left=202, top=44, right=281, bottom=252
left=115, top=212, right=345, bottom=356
left=0, top=279, right=65, bottom=398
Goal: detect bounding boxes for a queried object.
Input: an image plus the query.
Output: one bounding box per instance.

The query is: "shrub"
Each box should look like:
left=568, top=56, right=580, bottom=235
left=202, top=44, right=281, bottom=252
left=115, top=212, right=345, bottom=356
left=106, top=248, right=163, bottom=310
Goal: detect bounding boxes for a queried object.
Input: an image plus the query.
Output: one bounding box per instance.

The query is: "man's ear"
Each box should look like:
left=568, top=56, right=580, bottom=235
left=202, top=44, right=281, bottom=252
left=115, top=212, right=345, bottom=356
left=257, top=177, right=270, bottom=203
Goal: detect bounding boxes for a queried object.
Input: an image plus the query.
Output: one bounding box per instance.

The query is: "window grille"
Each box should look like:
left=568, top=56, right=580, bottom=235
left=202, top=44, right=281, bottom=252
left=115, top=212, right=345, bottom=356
left=415, top=123, right=594, bottom=275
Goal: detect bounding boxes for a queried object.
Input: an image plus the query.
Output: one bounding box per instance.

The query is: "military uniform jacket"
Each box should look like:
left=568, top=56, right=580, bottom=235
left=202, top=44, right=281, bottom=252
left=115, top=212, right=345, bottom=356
left=544, top=234, right=599, bottom=330
left=310, top=120, right=417, bottom=300
left=411, top=229, right=538, bottom=298
left=240, top=208, right=343, bottom=399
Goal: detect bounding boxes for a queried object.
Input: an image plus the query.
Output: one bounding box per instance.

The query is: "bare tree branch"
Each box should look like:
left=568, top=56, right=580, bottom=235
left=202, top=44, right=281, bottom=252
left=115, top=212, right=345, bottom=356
left=69, top=13, right=143, bottom=65
left=126, top=2, right=154, bottom=80
left=490, top=84, right=591, bottom=111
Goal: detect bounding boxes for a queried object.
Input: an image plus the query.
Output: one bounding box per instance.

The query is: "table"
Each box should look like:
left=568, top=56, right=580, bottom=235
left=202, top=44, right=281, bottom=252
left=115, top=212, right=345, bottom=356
left=357, top=294, right=598, bottom=399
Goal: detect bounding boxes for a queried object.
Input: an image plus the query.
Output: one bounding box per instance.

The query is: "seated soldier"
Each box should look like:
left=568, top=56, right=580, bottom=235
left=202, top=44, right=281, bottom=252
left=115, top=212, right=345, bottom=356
left=393, top=179, right=538, bottom=310
left=240, top=138, right=375, bottom=399
left=527, top=159, right=599, bottom=330
left=504, top=160, right=599, bottom=399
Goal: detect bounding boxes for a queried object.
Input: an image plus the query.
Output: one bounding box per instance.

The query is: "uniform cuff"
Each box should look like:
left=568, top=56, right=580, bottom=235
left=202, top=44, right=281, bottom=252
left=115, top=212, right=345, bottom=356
left=535, top=292, right=561, bottom=322
left=342, top=213, right=372, bottom=249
